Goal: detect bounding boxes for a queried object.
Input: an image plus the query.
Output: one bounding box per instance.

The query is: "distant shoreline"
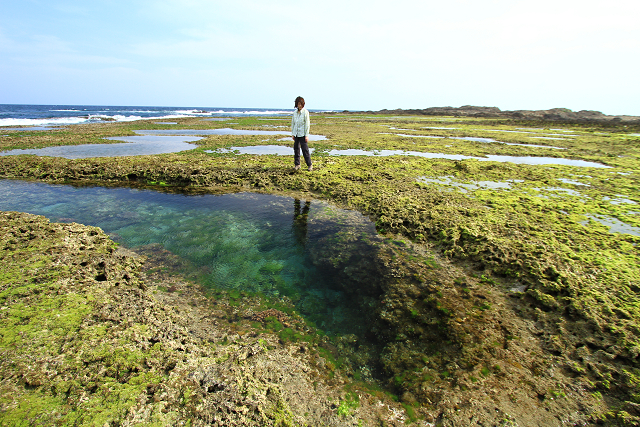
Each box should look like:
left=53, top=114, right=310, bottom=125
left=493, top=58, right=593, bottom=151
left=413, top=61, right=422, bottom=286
left=354, top=105, right=640, bottom=124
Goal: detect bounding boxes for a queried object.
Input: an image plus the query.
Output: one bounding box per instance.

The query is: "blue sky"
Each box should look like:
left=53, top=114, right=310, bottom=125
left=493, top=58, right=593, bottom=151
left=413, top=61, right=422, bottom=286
left=1, top=0, right=638, bottom=115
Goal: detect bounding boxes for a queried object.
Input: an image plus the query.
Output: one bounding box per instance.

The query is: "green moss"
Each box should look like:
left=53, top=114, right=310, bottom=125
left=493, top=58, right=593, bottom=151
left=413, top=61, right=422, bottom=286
left=0, top=213, right=177, bottom=425
left=265, top=316, right=283, bottom=332
left=1, top=114, right=640, bottom=419
left=337, top=391, right=360, bottom=417
left=401, top=402, right=419, bottom=423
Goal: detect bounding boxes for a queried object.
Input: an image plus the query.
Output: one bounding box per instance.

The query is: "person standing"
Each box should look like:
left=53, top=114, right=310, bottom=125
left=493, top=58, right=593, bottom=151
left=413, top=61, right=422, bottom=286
left=291, top=96, right=312, bottom=171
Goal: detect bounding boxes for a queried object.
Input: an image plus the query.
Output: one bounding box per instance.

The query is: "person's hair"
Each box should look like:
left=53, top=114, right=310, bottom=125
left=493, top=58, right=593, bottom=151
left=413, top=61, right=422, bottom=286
left=294, top=96, right=305, bottom=108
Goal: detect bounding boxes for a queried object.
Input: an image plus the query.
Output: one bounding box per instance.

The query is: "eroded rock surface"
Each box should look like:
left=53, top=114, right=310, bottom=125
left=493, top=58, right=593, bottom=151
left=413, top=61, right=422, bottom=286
left=2, top=211, right=632, bottom=426
left=369, top=106, right=640, bottom=123
left=0, top=211, right=410, bottom=426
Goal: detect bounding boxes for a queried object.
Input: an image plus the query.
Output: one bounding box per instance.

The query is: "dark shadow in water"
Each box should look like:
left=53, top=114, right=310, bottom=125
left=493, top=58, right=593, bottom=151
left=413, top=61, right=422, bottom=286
left=292, top=199, right=311, bottom=246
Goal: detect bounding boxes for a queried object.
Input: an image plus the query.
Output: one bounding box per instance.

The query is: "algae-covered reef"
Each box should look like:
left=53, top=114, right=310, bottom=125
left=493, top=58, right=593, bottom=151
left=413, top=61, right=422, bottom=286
left=1, top=114, right=640, bottom=425
left=0, top=211, right=409, bottom=426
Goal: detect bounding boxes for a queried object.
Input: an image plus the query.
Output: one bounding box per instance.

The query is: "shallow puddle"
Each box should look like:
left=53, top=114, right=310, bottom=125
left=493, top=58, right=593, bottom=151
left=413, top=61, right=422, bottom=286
left=602, top=196, right=638, bottom=205
left=0, top=136, right=203, bottom=158
left=581, top=214, right=640, bottom=237
left=0, top=179, right=386, bottom=336
left=531, top=187, right=585, bottom=198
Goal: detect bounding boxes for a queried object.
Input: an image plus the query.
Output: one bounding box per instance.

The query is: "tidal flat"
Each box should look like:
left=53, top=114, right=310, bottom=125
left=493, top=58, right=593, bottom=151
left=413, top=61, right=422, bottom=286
left=1, top=113, right=639, bottom=426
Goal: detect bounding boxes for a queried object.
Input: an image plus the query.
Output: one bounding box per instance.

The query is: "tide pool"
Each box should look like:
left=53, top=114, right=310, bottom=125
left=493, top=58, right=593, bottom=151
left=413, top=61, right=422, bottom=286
left=0, top=179, right=384, bottom=336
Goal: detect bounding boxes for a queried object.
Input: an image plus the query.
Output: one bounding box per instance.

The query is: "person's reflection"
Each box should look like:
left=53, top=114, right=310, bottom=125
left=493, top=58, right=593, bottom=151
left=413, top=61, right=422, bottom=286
left=293, top=198, right=311, bottom=246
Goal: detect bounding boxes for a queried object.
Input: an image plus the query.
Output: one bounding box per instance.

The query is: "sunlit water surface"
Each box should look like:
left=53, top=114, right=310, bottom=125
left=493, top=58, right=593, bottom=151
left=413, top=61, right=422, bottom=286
left=0, top=136, right=204, bottom=158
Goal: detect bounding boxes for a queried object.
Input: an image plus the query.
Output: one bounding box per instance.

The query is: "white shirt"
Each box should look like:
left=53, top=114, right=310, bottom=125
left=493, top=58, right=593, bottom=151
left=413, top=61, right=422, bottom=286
left=291, top=108, right=310, bottom=137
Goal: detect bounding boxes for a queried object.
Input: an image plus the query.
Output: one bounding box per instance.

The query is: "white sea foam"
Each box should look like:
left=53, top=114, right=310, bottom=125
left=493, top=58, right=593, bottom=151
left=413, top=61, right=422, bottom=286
left=0, top=117, right=88, bottom=126
left=0, top=114, right=186, bottom=127
left=0, top=107, right=313, bottom=128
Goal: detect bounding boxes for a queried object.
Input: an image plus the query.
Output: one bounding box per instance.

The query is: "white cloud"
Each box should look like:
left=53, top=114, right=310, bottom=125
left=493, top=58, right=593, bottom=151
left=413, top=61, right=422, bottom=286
left=1, top=0, right=638, bottom=113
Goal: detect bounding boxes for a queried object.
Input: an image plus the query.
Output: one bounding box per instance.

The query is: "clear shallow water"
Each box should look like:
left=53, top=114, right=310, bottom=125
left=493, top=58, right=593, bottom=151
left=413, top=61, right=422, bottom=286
left=0, top=135, right=609, bottom=167
left=0, top=179, right=382, bottom=335
left=0, top=136, right=203, bottom=159
left=603, top=196, right=638, bottom=205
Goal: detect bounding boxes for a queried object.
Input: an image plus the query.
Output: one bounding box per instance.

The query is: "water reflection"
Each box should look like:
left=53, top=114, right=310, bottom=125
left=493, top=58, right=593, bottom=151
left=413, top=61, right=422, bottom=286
left=293, top=199, right=311, bottom=246
left=0, top=135, right=203, bottom=158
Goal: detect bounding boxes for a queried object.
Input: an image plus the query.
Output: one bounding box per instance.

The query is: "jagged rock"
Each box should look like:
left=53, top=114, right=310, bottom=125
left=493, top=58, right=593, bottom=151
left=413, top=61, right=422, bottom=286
left=366, top=105, right=640, bottom=123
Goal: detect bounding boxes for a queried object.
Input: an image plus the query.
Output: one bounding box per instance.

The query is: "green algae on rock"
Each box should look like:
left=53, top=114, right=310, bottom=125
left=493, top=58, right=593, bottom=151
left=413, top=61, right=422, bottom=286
left=1, top=113, right=640, bottom=425
left=0, top=211, right=415, bottom=426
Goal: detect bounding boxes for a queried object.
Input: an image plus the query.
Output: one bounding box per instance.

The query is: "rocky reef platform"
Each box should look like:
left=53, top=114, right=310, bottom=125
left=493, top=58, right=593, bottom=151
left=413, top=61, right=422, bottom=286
left=1, top=112, right=639, bottom=425
left=365, top=106, right=640, bottom=123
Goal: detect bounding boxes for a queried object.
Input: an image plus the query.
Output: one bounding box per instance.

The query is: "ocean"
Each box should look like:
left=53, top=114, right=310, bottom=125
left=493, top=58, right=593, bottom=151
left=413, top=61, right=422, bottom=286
left=0, top=104, right=317, bottom=127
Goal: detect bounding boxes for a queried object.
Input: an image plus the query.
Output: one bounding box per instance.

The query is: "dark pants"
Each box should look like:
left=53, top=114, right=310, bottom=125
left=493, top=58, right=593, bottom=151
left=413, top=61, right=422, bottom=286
left=293, top=136, right=312, bottom=167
